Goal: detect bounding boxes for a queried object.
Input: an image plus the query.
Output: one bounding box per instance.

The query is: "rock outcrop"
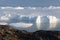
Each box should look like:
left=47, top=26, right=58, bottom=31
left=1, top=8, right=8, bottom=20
left=0, top=25, right=60, bottom=40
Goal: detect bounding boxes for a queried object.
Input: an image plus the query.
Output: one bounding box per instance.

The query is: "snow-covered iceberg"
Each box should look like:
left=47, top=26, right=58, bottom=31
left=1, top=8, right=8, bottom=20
left=0, top=14, right=59, bottom=32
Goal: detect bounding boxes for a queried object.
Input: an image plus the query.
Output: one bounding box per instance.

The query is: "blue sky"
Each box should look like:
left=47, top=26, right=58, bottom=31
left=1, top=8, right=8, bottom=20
left=0, top=0, right=60, bottom=7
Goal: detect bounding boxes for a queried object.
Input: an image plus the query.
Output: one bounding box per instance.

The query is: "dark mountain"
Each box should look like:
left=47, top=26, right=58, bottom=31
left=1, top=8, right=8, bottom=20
left=0, top=25, right=60, bottom=40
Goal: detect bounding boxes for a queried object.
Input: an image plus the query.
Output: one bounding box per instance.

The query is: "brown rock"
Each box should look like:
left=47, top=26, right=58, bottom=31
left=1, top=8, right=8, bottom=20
left=0, top=25, right=60, bottom=40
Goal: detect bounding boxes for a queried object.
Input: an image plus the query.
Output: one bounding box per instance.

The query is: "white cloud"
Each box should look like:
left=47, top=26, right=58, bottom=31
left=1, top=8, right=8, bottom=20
left=28, top=7, right=36, bottom=10
left=1, top=7, right=24, bottom=10
left=1, top=6, right=60, bottom=10
left=14, top=7, right=24, bottom=10
left=1, top=7, right=13, bottom=9
left=48, top=6, right=60, bottom=9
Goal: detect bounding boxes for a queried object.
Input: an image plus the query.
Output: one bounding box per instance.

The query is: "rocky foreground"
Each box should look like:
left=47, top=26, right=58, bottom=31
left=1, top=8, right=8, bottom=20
left=0, top=25, right=60, bottom=40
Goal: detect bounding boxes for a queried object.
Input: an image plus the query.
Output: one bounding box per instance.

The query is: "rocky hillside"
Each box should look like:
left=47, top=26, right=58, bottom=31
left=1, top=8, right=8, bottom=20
left=0, top=25, right=60, bottom=40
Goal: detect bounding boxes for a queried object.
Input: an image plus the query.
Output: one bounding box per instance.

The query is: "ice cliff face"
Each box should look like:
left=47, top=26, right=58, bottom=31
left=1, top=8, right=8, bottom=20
left=0, top=15, right=58, bottom=32
left=47, top=16, right=58, bottom=29
left=36, top=16, right=58, bottom=30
